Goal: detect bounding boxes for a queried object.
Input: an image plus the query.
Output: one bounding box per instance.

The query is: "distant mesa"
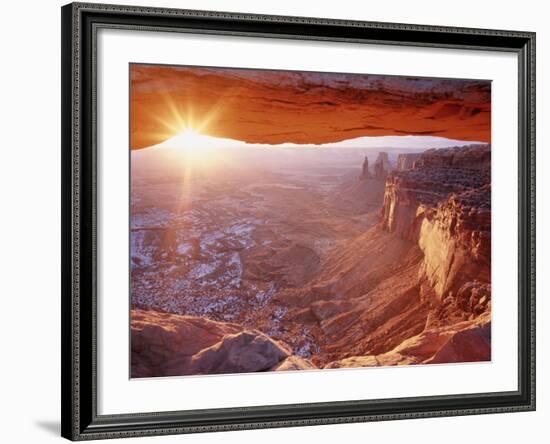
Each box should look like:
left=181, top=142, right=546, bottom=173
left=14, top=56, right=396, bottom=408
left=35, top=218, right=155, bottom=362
left=373, top=152, right=391, bottom=179
left=359, top=151, right=392, bottom=181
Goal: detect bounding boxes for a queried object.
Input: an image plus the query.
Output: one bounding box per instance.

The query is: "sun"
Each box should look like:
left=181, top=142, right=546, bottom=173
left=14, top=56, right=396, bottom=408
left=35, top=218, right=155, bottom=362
left=145, top=90, right=227, bottom=150
left=162, top=127, right=214, bottom=150
left=148, top=126, right=226, bottom=209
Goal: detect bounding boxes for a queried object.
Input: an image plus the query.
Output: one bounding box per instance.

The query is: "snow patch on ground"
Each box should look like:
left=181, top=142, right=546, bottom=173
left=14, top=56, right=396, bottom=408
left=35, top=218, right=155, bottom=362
left=176, top=242, right=193, bottom=256
left=189, top=261, right=220, bottom=279
left=255, top=282, right=277, bottom=305
left=130, top=231, right=157, bottom=269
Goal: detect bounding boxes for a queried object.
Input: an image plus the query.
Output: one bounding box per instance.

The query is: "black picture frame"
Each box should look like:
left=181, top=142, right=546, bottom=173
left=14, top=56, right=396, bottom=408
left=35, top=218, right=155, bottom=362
left=61, top=2, right=536, bottom=440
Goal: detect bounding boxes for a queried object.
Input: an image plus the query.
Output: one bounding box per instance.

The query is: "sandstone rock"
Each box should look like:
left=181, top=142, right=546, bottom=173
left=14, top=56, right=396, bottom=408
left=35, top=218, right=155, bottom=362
left=426, top=321, right=491, bottom=364
left=131, top=66, right=491, bottom=149
left=360, top=155, right=370, bottom=179
left=131, top=309, right=304, bottom=378
left=188, top=331, right=290, bottom=375
left=327, top=175, right=385, bottom=215
left=288, top=307, right=318, bottom=323
left=298, top=145, right=492, bottom=367
left=380, top=144, right=491, bottom=300
left=373, top=152, right=391, bottom=179
left=324, top=355, right=379, bottom=369
left=396, top=152, right=423, bottom=171
left=323, top=315, right=491, bottom=368
left=131, top=309, right=242, bottom=358
left=242, top=244, right=320, bottom=287
left=271, top=355, right=317, bottom=371
left=310, top=299, right=354, bottom=322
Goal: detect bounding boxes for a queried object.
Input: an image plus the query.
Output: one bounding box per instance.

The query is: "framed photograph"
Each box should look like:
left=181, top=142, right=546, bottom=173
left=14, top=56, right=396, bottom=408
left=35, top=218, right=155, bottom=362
left=61, top=2, right=536, bottom=440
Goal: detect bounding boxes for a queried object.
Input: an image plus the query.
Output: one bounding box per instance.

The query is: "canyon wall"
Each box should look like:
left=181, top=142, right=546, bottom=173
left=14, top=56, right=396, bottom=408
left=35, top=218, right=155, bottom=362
left=381, top=144, right=491, bottom=314
left=396, top=152, right=422, bottom=171
left=288, top=144, right=493, bottom=368
left=373, top=152, right=391, bottom=179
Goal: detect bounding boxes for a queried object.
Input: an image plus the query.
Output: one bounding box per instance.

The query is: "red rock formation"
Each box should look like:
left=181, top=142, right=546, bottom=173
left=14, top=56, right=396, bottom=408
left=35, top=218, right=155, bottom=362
left=373, top=152, right=391, bottom=179
left=130, top=65, right=491, bottom=149
left=131, top=309, right=314, bottom=377
left=381, top=144, right=491, bottom=301
left=396, top=152, right=423, bottom=171
left=276, top=226, right=429, bottom=366
left=360, top=155, right=370, bottom=180
left=325, top=312, right=490, bottom=367
left=276, top=144, right=491, bottom=367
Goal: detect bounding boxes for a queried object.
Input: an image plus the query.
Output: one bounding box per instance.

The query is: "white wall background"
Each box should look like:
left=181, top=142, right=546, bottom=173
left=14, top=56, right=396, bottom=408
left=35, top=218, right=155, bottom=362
left=0, top=0, right=545, bottom=442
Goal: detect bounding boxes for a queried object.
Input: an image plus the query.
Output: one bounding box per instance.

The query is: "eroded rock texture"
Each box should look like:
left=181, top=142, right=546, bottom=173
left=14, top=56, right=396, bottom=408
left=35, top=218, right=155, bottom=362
left=275, top=144, right=491, bottom=368
left=381, top=144, right=491, bottom=301
left=131, top=309, right=314, bottom=377
left=131, top=65, right=491, bottom=149
left=373, top=152, right=391, bottom=179
left=396, top=152, right=423, bottom=171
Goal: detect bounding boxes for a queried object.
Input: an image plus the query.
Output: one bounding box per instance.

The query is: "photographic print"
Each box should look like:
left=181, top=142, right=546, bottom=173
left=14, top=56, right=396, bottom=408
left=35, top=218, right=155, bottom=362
left=129, top=64, right=492, bottom=378
left=62, top=5, right=536, bottom=438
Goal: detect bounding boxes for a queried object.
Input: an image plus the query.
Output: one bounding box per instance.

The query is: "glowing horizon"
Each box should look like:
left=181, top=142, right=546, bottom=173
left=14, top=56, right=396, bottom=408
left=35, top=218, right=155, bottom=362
left=143, top=130, right=487, bottom=152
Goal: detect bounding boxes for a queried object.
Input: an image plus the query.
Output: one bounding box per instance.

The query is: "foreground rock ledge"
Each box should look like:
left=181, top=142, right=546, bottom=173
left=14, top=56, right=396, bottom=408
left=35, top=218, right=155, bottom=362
left=131, top=308, right=314, bottom=378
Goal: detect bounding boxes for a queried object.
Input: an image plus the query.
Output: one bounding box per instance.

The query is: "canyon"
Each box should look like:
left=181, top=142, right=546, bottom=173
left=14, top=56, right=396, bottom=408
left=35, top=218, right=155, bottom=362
left=131, top=143, right=491, bottom=378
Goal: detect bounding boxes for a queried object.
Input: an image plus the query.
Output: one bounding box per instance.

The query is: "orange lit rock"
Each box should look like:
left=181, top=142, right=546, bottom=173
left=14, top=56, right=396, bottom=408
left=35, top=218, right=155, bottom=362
left=130, top=65, right=491, bottom=149
left=380, top=144, right=491, bottom=300
left=131, top=309, right=315, bottom=377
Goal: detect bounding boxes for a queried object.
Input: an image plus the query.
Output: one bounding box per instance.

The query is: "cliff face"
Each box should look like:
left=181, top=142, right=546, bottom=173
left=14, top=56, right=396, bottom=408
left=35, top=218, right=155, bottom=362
left=381, top=144, right=491, bottom=308
left=281, top=144, right=493, bottom=368
left=396, top=152, right=422, bottom=171
left=373, top=152, right=391, bottom=179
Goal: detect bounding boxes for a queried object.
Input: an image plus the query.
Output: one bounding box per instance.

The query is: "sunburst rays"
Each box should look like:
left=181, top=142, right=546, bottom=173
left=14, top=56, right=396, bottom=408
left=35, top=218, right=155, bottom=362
left=133, top=81, right=243, bottom=232
left=142, top=90, right=230, bottom=220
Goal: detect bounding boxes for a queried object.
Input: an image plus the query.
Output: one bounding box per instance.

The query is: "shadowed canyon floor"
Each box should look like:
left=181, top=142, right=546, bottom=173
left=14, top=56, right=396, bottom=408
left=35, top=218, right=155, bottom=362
left=131, top=145, right=491, bottom=377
